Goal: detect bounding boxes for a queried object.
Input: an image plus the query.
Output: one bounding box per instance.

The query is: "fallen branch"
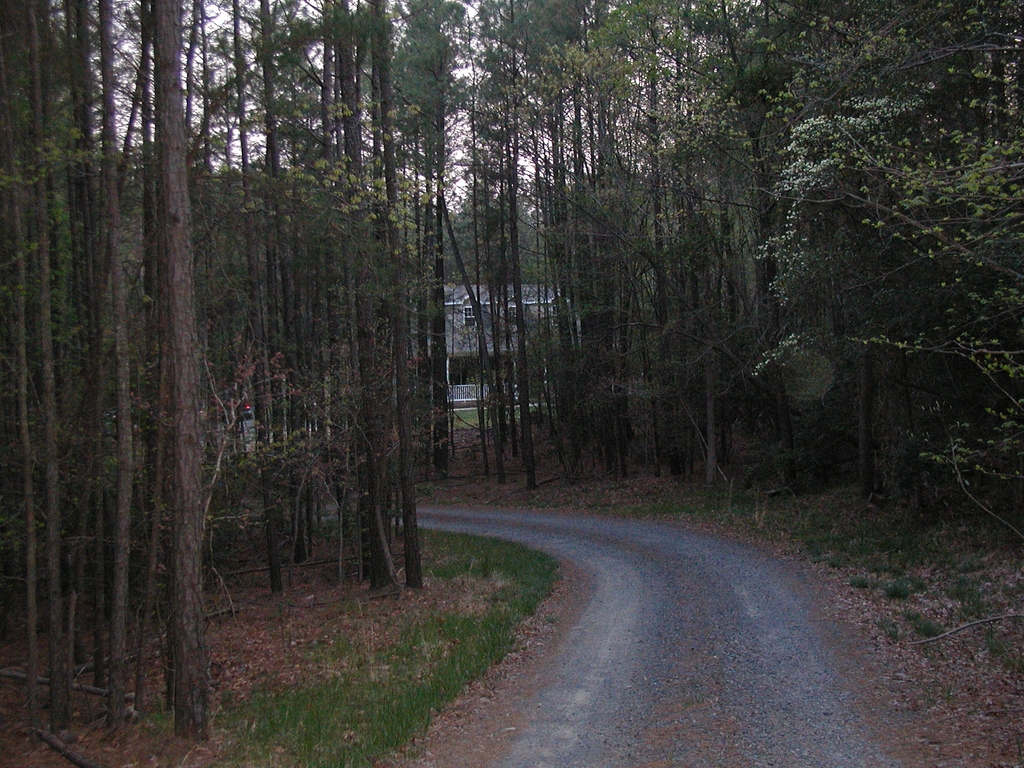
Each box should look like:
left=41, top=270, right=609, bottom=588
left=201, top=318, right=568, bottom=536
left=359, top=586, right=402, bottom=602
left=227, top=557, right=341, bottom=576
left=909, top=613, right=1024, bottom=645
left=33, top=730, right=106, bottom=768
left=205, top=606, right=239, bottom=620
left=1, top=668, right=107, bottom=697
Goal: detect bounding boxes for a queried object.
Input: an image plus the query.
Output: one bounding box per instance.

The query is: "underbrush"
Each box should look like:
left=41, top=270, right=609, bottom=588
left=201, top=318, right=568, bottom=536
left=222, top=531, right=557, bottom=768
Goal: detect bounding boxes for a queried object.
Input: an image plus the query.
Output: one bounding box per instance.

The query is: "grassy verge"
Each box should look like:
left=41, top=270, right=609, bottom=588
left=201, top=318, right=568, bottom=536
left=223, top=530, right=557, bottom=767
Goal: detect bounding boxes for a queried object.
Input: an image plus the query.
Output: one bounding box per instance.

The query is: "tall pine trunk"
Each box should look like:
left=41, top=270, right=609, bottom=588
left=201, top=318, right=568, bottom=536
left=155, top=0, right=210, bottom=736
left=385, top=59, right=422, bottom=588
left=0, top=33, right=40, bottom=728
left=259, top=0, right=286, bottom=592
left=28, top=0, right=71, bottom=731
left=100, top=0, right=133, bottom=725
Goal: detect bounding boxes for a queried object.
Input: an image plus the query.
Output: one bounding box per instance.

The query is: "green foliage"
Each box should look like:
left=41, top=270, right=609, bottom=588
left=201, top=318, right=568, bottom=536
left=763, top=0, right=1024, bottom=504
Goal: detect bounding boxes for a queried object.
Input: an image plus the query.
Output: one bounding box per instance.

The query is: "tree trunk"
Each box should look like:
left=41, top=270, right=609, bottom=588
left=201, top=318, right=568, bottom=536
left=858, top=346, right=876, bottom=498
left=391, top=127, right=422, bottom=586
left=258, top=0, right=285, bottom=594
left=28, top=0, right=71, bottom=731
left=0, top=32, right=40, bottom=727
left=133, top=0, right=163, bottom=713
left=776, top=383, right=797, bottom=488
left=501, top=80, right=534, bottom=485
left=431, top=174, right=449, bottom=478
left=705, top=346, right=717, bottom=487
left=369, top=0, right=403, bottom=589
left=100, top=0, right=133, bottom=725
left=155, top=0, right=210, bottom=736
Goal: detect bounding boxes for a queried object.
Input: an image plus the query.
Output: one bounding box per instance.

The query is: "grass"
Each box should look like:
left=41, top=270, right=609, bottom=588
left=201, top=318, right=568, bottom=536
left=449, top=404, right=542, bottom=431
left=883, top=578, right=914, bottom=600
left=985, top=629, right=1024, bottom=675
left=878, top=617, right=902, bottom=641
left=223, top=531, right=557, bottom=768
left=904, top=610, right=946, bottom=638
left=451, top=407, right=482, bottom=429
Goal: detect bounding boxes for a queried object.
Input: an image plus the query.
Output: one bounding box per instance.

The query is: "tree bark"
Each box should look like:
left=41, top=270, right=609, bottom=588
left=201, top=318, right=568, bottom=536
left=858, top=346, right=877, bottom=498
left=34, top=730, right=105, bottom=768
left=506, top=89, right=537, bottom=488
left=369, top=0, right=402, bottom=589
left=154, top=0, right=210, bottom=736
left=133, top=0, right=161, bottom=712
left=705, top=346, right=717, bottom=487
left=431, top=173, right=449, bottom=477
left=28, top=0, right=71, bottom=731
left=258, top=0, right=286, bottom=593
left=443, top=195, right=498, bottom=483
left=100, top=0, right=133, bottom=726
left=391, top=122, right=422, bottom=587
left=0, top=31, right=40, bottom=727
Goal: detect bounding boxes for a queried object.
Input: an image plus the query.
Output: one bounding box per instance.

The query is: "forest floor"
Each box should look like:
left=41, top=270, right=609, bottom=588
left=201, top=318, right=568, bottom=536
left=2, top=427, right=1023, bottom=766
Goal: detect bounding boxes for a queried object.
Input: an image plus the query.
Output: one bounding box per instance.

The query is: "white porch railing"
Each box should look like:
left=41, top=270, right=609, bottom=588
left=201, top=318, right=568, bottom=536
left=449, top=383, right=486, bottom=405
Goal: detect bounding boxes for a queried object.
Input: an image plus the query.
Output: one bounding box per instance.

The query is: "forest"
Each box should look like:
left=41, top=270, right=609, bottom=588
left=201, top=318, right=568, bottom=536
left=1, top=0, right=1022, bottom=745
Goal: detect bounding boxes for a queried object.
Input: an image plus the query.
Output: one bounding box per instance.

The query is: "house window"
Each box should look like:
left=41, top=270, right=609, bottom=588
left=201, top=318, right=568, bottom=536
left=463, top=305, right=476, bottom=326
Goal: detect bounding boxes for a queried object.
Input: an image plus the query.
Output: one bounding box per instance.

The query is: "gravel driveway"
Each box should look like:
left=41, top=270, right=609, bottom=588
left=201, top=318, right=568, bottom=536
left=420, top=508, right=906, bottom=768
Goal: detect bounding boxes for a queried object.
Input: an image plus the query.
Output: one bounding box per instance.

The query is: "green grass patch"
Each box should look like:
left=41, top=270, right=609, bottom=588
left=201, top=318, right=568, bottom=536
left=223, top=531, right=557, bottom=768
left=849, top=575, right=873, bottom=589
left=451, top=408, right=481, bottom=429
left=946, top=576, right=991, bottom=619
left=877, top=617, right=902, bottom=641
left=985, top=629, right=1024, bottom=674
left=882, top=576, right=924, bottom=600
left=904, top=610, right=945, bottom=638
left=883, top=578, right=913, bottom=599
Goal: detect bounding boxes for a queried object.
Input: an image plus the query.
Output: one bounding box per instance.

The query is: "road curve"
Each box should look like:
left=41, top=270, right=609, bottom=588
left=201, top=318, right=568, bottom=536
left=420, top=508, right=902, bottom=768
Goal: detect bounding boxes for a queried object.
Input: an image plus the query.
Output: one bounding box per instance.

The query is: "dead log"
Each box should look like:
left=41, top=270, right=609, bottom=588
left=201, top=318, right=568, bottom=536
left=33, top=730, right=106, bottom=768
left=227, top=557, right=342, bottom=576
left=1, top=668, right=107, bottom=697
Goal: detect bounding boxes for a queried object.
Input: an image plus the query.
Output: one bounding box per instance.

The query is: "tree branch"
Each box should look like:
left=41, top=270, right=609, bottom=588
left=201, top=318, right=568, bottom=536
left=909, top=613, right=1024, bottom=645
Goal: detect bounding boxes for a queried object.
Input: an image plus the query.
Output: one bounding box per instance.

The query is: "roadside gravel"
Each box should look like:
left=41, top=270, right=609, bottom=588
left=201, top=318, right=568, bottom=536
left=410, top=508, right=923, bottom=768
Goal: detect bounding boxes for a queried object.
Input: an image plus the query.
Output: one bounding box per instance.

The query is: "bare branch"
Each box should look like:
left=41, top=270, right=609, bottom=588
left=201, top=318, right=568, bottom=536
left=909, top=614, right=1024, bottom=645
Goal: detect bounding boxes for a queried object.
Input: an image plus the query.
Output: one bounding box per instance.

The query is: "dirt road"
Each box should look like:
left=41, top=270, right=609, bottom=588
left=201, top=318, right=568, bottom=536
left=418, top=508, right=914, bottom=768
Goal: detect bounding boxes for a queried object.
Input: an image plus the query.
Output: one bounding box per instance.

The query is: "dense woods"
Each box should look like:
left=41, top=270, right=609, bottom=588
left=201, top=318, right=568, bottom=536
left=1, top=0, right=1022, bottom=738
